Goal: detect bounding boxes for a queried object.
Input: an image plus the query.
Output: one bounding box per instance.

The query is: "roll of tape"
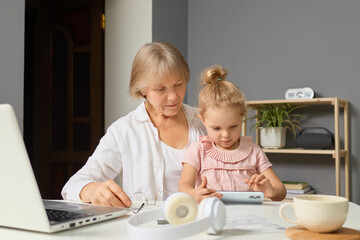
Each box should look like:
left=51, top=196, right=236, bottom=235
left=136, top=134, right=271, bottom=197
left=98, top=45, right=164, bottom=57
left=164, top=192, right=198, bottom=225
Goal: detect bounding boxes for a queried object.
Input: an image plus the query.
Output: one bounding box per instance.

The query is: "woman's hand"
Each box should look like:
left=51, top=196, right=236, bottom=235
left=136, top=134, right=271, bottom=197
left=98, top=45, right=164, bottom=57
left=192, top=176, right=223, bottom=203
left=80, top=180, right=132, bottom=208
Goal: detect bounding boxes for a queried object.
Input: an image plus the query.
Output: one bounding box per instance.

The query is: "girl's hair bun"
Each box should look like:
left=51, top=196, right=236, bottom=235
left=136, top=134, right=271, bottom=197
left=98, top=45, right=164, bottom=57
left=201, top=65, right=228, bottom=85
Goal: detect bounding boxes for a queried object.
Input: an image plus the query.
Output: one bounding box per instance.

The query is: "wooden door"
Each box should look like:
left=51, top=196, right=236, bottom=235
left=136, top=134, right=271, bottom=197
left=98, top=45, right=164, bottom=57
left=24, top=0, right=104, bottom=199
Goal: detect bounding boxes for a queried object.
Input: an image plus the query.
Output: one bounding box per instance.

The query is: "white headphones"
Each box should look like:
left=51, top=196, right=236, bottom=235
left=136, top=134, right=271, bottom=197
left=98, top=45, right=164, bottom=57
left=127, top=192, right=227, bottom=240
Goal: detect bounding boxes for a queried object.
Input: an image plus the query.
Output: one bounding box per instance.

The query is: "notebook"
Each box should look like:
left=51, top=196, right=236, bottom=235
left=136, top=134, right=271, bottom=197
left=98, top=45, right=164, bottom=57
left=0, top=104, right=129, bottom=233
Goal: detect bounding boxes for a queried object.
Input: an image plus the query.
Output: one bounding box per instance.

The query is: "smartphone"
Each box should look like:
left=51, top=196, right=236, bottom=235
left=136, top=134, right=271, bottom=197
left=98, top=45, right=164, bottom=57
left=217, top=191, right=264, bottom=204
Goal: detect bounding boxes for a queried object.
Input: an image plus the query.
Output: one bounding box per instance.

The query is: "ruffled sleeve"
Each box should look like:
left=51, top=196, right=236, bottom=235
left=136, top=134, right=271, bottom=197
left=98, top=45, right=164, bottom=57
left=182, top=141, right=203, bottom=172
left=199, top=135, right=213, bottom=150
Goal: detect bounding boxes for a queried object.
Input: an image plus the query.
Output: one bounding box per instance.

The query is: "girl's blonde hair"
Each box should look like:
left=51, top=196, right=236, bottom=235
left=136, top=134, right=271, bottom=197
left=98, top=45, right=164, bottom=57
left=129, top=41, right=190, bottom=98
left=198, top=65, right=247, bottom=117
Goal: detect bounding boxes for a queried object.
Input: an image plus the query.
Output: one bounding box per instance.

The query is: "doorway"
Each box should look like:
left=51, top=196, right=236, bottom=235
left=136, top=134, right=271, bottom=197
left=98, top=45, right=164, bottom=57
left=24, top=0, right=105, bottom=199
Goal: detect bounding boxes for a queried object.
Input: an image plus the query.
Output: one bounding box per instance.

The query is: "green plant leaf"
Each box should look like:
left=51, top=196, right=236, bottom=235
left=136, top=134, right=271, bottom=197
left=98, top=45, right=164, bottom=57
left=247, top=103, right=307, bottom=137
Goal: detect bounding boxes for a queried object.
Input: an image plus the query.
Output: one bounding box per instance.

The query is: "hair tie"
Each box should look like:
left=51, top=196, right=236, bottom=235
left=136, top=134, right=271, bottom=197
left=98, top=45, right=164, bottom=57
left=217, top=78, right=222, bottom=81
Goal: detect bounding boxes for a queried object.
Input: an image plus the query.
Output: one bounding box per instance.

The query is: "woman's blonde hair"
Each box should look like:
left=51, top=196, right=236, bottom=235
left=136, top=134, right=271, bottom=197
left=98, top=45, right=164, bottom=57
left=129, top=41, right=190, bottom=98
left=198, top=65, right=247, bottom=117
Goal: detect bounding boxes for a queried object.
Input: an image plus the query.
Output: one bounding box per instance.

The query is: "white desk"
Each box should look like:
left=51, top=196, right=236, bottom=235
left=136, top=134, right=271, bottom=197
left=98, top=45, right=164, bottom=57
left=0, top=201, right=359, bottom=240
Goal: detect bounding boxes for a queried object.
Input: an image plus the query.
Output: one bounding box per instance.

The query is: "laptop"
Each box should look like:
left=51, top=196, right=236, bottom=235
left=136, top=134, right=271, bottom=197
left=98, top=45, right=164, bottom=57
left=0, top=104, right=129, bottom=233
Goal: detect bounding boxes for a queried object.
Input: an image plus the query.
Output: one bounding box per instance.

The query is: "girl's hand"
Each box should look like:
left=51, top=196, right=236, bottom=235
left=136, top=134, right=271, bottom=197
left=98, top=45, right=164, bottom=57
left=193, top=176, right=222, bottom=203
left=245, top=174, right=275, bottom=199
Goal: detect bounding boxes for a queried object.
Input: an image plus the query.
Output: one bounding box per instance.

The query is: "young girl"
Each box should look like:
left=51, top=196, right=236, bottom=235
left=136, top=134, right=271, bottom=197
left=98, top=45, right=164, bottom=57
left=179, top=65, right=286, bottom=203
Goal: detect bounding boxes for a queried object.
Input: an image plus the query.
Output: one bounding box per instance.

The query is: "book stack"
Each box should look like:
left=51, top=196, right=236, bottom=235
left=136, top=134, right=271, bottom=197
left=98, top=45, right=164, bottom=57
left=282, top=181, right=316, bottom=199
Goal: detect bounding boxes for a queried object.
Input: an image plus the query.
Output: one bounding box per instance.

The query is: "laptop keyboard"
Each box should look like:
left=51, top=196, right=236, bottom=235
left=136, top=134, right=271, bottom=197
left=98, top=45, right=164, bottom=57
left=46, top=209, right=94, bottom=224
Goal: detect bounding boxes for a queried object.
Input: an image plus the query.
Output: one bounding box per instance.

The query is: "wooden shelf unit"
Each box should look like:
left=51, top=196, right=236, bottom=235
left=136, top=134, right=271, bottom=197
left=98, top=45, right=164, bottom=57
left=242, top=97, right=350, bottom=198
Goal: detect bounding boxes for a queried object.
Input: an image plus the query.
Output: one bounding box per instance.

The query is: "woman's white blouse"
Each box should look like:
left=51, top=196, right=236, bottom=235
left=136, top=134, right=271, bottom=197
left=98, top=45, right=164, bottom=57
left=61, top=102, right=206, bottom=203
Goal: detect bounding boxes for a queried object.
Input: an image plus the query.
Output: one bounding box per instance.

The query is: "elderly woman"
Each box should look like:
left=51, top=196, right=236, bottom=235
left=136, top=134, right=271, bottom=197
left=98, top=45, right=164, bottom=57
left=61, top=41, right=216, bottom=208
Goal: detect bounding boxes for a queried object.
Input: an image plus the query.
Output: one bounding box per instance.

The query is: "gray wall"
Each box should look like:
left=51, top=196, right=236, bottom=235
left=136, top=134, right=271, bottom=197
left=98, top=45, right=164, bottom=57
left=152, top=0, right=188, bottom=59
left=0, top=0, right=25, bottom=131
left=188, top=0, right=360, bottom=204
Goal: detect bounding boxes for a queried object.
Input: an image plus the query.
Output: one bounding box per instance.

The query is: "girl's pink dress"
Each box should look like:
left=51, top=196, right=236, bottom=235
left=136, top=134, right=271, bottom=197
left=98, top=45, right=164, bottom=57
left=182, top=135, right=272, bottom=191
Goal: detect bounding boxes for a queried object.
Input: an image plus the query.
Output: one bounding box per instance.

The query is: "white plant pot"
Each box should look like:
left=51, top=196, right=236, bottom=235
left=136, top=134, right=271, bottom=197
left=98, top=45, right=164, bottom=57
left=260, top=127, right=286, bottom=149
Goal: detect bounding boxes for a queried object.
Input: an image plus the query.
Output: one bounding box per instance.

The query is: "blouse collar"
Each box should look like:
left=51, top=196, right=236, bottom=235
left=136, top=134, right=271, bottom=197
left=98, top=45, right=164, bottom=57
left=200, top=135, right=254, bottom=163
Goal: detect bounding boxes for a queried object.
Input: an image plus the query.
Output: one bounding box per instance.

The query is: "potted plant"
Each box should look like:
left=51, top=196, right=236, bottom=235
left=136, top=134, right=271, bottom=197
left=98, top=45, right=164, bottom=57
left=248, top=103, right=306, bottom=149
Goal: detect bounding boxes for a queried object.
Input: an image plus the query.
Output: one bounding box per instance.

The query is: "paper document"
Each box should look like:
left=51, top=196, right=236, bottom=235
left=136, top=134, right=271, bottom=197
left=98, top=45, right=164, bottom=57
left=223, top=213, right=285, bottom=234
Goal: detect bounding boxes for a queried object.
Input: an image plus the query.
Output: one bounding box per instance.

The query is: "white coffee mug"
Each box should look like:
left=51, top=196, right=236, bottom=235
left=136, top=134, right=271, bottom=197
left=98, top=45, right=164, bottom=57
left=279, top=194, right=349, bottom=233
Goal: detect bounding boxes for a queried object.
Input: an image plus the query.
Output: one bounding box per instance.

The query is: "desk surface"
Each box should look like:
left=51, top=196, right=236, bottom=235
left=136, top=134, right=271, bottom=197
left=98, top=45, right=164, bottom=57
left=0, top=201, right=359, bottom=240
